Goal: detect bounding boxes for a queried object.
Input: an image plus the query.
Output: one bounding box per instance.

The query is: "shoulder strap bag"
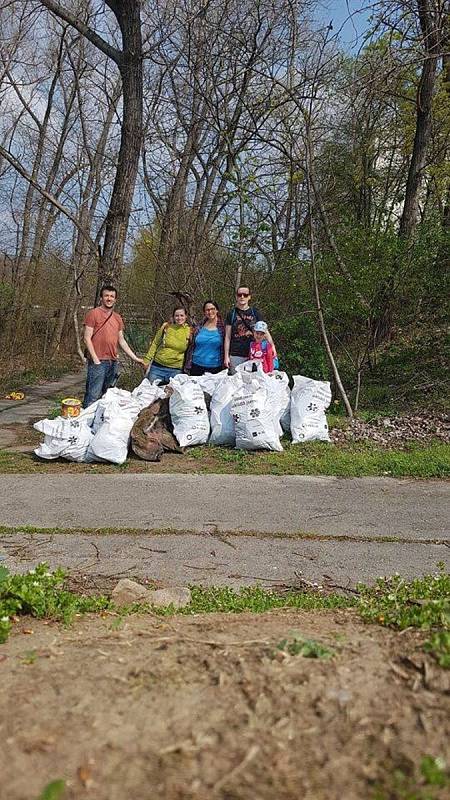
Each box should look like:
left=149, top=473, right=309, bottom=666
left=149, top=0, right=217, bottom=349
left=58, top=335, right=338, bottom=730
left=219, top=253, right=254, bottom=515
left=84, top=311, right=114, bottom=360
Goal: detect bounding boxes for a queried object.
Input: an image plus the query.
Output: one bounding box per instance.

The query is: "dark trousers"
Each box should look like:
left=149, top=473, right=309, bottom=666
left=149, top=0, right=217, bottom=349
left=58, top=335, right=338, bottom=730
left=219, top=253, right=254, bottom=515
left=190, top=363, right=223, bottom=376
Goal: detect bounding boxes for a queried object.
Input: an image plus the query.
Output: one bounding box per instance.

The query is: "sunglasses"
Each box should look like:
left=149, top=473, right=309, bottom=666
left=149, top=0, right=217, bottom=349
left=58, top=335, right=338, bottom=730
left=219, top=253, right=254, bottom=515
left=237, top=292, right=250, bottom=297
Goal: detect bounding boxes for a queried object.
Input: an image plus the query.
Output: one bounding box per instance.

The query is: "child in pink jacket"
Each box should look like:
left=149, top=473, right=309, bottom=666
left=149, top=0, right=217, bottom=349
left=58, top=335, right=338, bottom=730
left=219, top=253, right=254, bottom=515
left=249, top=321, right=278, bottom=373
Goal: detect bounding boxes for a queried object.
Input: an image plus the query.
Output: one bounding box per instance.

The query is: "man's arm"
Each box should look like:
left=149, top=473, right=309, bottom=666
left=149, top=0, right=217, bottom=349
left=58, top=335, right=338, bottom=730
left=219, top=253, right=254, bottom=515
left=118, top=331, right=146, bottom=367
left=224, top=324, right=232, bottom=367
left=84, top=325, right=100, bottom=364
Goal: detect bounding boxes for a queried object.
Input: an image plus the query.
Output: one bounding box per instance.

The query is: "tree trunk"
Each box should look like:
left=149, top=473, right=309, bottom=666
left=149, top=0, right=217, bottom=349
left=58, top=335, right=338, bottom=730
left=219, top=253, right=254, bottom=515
left=39, top=0, right=144, bottom=296
left=398, top=0, right=441, bottom=239
left=305, top=129, right=353, bottom=418
left=96, top=1, right=143, bottom=294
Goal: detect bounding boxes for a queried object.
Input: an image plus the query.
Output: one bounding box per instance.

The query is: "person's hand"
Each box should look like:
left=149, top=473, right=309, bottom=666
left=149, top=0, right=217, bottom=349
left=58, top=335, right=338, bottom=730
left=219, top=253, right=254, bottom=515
left=223, top=356, right=230, bottom=369
left=93, top=358, right=101, bottom=366
left=135, top=357, right=147, bottom=369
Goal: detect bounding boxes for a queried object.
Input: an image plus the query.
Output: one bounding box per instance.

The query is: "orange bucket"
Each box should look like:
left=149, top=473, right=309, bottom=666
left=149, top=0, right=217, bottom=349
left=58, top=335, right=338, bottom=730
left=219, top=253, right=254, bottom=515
left=61, top=397, right=82, bottom=418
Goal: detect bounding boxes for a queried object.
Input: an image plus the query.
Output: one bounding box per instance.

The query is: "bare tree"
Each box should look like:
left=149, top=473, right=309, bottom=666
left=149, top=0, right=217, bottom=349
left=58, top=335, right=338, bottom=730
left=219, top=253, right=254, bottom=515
left=398, top=0, right=446, bottom=238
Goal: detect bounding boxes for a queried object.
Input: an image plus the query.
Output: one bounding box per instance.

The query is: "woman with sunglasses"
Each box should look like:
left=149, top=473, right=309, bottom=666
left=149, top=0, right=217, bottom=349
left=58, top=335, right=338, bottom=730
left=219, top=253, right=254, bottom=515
left=184, top=300, right=225, bottom=376
left=224, top=287, right=276, bottom=372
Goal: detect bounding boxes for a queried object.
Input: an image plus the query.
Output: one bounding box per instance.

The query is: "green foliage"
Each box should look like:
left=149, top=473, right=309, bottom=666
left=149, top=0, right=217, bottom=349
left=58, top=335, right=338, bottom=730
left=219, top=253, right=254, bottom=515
left=35, top=780, right=66, bottom=800
left=260, top=262, right=328, bottom=378
left=124, top=322, right=151, bottom=356
left=357, top=568, right=450, bottom=631
left=270, top=314, right=328, bottom=378
left=424, top=632, right=450, bottom=669
left=276, top=635, right=335, bottom=659
left=0, top=563, right=110, bottom=643
left=116, top=361, right=147, bottom=391
left=420, top=756, right=449, bottom=788
left=360, top=328, right=450, bottom=413
left=373, top=756, right=449, bottom=800
left=357, top=568, right=450, bottom=669
left=2, top=565, right=449, bottom=673
left=0, top=439, right=448, bottom=478
left=181, top=585, right=351, bottom=615
left=123, top=227, right=158, bottom=311
left=202, top=441, right=450, bottom=479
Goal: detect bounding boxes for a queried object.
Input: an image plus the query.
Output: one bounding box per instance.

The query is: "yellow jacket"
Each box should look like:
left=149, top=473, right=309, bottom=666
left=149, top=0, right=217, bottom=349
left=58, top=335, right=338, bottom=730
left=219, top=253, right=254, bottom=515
left=144, top=322, right=191, bottom=369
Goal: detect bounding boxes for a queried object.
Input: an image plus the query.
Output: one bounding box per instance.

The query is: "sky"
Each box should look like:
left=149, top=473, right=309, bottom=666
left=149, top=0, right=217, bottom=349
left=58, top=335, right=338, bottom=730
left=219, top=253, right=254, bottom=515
left=315, top=0, right=373, bottom=50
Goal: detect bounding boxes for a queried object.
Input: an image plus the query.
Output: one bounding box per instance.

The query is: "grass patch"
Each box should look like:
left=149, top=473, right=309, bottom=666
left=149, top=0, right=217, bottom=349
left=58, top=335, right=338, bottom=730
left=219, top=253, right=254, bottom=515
left=357, top=567, right=450, bottom=630
left=424, top=632, right=450, bottom=669
left=358, top=566, right=450, bottom=667
left=200, top=441, right=450, bottom=478
left=182, top=585, right=351, bottom=614
left=276, top=635, right=335, bottom=659
left=1, top=565, right=448, bottom=670
left=0, top=565, right=352, bottom=642
left=0, top=563, right=109, bottom=643
left=0, top=440, right=448, bottom=478
left=35, top=779, right=66, bottom=800
left=373, top=755, right=450, bottom=800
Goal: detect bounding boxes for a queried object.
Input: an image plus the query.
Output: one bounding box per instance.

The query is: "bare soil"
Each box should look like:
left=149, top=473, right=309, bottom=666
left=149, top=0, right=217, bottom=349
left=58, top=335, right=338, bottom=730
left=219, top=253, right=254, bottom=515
left=1, top=609, right=449, bottom=800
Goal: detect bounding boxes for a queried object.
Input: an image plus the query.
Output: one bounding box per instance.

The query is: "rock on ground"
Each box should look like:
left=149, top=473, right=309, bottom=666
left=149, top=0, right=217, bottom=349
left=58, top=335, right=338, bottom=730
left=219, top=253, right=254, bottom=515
left=111, top=579, right=191, bottom=608
left=149, top=586, right=192, bottom=609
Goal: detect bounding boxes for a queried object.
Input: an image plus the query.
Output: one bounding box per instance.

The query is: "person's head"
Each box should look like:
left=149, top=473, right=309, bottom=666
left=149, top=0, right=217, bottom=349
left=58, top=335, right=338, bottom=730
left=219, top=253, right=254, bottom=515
left=236, top=286, right=251, bottom=308
left=253, top=320, right=268, bottom=340
left=100, top=285, right=117, bottom=309
left=203, top=300, right=220, bottom=321
left=172, top=306, right=187, bottom=325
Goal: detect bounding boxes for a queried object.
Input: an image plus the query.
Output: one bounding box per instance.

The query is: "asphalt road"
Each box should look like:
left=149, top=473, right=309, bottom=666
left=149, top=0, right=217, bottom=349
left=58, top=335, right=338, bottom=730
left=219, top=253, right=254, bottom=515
left=1, top=474, right=448, bottom=540
left=1, top=530, right=448, bottom=590
left=1, top=474, right=448, bottom=587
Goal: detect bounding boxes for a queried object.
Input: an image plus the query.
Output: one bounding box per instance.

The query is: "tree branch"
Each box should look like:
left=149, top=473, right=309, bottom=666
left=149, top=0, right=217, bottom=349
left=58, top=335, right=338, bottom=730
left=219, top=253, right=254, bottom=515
left=39, top=0, right=122, bottom=64
left=0, top=144, right=97, bottom=255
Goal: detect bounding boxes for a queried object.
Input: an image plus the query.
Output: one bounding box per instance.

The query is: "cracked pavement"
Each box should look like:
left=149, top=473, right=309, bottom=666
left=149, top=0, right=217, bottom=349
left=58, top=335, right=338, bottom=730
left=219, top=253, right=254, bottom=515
left=0, top=474, right=448, bottom=588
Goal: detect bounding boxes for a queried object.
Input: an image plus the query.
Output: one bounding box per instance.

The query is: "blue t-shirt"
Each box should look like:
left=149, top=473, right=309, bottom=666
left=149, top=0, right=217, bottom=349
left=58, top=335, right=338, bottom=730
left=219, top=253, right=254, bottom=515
left=192, top=326, right=222, bottom=367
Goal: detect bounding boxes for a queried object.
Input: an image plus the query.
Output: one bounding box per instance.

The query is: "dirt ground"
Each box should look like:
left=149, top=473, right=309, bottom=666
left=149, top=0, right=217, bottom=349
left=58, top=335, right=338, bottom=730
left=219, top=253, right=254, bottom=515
left=1, top=609, right=449, bottom=800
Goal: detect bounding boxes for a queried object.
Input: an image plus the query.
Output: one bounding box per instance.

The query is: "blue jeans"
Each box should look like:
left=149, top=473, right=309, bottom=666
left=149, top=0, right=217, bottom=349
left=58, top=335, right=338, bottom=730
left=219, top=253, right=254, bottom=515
left=83, top=360, right=119, bottom=407
left=147, top=363, right=182, bottom=384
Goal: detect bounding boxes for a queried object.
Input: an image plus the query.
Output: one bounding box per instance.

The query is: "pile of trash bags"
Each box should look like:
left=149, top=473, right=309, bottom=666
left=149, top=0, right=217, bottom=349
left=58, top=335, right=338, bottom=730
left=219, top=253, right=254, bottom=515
left=34, top=362, right=332, bottom=465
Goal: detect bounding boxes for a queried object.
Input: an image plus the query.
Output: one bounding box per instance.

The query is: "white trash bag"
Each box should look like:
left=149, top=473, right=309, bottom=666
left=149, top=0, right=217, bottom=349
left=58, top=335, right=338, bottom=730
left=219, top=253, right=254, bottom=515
left=91, top=387, right=141, bottom=435
left=169, top=374, right=210, bottom=447
left=89, top=392, right=141, bottom=464
left=266, top=371, right=291, bottom=436
left=34, top=417, right=94, bottom=462
left=290, top=375, right=331, bottom=443
left=236, top=362, right=290, bottom=437
left=77, top=400, right=99, bottom=427
left=132, top=378, right=166, bottom=410
left=209, top=372, right=243, bottom=446
left=193, top=369, right=228, bottom=397
left=89, top=397, right=141, bottom=464
left=231, top=376, right=283, bottom=452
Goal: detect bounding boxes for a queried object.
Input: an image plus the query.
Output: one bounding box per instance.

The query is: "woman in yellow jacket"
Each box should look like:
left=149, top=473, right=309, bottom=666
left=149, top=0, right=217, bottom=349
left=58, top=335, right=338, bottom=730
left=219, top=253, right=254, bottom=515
left=143, top=307, right=192, bottom=383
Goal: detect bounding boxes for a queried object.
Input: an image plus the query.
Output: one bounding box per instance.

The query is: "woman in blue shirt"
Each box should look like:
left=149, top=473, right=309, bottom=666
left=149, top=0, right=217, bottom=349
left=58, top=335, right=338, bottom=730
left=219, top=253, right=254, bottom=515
left=184, top=301, right=225, bottom=376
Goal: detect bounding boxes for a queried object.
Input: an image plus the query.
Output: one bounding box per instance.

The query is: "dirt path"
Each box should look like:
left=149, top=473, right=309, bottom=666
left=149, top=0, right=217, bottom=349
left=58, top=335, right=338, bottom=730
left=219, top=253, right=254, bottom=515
left=1, top=609, right=448, bottom=800
left=0, top=371, right=85, bottom=445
